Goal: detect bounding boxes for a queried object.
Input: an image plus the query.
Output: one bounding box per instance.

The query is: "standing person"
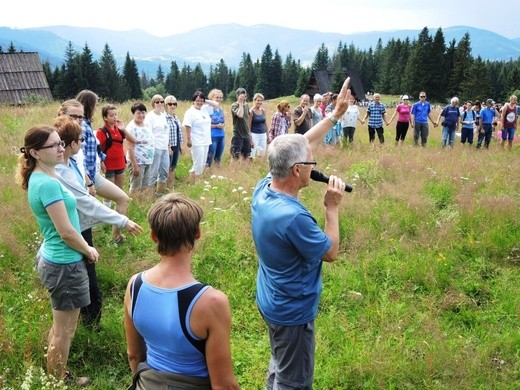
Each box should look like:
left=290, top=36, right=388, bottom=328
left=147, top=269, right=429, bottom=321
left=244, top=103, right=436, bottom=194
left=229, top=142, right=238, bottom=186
left=96, top=104, right=137, bottom=242
left=268, top=100, right=292, bottom=143
left=126, top=102, right=155, bottom=194
left=293, top=94, right=312, bottom=135
left=16, top=125, right=99, bottom=385
left=387, top=95, right=412, bottom=147
left=411, top=91, right=437, bottom=147
left=319, top=92, right=331, bottom=117
left=124, top=193, right=240, bottom=390
left=164, top=95, right=183, bottom=189
left=61, top=97, right=131, bottom=325
left=145, top=95, right=169, bottom=196
left=324, top=94, right=342, bottom=145
left=341, top=97, right=362, bottom=145
left=54, top=116, right=143, bottom=329
left=230, top=88, right=253, bottom=162
left=96, top=104, right=136, bottom=191
left=362, top=93, right=388, bottom=147
left=249, top=93, right=267, bottom=158
left=437, top=97, right=461, bottom=149
left=183, top=91, right=217, bottom=180
left=477, top=99, right=498, bottom=149
left=252, top=77, right=351, bottom=390
left=460, top=101, right=477, bottom=146
left=310, top=94, right=323, bottom=126
left=500, top=95, right=518, bottom=150
left=206, top=89, right=225, bottom=167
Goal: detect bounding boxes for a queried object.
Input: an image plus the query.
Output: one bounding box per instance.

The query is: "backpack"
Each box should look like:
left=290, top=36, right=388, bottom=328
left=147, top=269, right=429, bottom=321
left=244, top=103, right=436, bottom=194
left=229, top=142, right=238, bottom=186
left=99, top=126, right=125, bottom=154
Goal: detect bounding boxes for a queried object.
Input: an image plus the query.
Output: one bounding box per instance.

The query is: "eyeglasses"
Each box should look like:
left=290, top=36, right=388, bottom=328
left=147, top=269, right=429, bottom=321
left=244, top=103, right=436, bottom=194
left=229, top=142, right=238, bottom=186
left=155, top=100, right=165, bottom=104
left=69, top=114, right=84, bottom=121
left=167, top=102, right=177, bottom=106
left=419, top=96, right=426, bottom=98
left=291, top=161, right=317, bottom=169
left=39, top=140, right=65, bottom=150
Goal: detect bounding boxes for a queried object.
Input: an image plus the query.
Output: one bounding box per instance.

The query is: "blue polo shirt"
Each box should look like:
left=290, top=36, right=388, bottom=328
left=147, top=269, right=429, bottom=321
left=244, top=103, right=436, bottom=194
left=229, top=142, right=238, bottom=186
left=411, top=101, right=431, bottom=124
left=252, top=174, right=332, bottom=326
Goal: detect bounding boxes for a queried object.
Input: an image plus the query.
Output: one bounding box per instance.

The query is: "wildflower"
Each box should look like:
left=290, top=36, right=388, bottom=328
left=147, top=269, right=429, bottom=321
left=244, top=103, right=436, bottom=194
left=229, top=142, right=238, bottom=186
left=232, top=189, right=237, bottom=193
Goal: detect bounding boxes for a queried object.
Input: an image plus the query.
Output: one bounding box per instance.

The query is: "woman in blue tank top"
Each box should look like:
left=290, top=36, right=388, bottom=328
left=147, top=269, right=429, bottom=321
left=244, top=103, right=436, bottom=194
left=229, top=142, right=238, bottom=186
left=124, top=194, right=240, bottom=389
left=249, top=93, right=267, bottom=158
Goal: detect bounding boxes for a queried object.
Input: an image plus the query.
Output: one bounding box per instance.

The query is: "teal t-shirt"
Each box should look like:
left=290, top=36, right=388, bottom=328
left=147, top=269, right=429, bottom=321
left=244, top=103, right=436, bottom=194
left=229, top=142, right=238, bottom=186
left=28, top=172, right=83, bottom=264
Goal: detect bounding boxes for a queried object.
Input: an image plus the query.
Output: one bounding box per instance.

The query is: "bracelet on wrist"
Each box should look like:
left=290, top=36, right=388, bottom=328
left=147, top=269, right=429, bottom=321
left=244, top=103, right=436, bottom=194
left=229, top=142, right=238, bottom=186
left=327, top=113, right=339, bottom=125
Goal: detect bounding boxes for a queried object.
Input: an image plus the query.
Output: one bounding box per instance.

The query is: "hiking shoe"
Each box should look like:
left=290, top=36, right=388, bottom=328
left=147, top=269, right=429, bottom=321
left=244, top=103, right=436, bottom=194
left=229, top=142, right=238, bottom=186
left=63, top=371, right=91, bottom=387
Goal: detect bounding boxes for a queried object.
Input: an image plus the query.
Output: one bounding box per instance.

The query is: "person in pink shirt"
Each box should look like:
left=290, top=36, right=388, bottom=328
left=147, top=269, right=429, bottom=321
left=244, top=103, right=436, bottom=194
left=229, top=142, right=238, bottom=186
left=388, top=95, right=413, bottom=147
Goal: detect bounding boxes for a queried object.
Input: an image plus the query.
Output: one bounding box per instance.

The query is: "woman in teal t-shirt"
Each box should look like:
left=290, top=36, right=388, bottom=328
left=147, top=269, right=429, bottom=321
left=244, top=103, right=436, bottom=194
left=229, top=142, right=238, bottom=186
left=16, top=125, right=99, bottom=384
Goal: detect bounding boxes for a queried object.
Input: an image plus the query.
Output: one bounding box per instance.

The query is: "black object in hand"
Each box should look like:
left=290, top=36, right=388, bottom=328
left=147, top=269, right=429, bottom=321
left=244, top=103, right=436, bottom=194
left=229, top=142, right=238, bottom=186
left=310, top=170, right=353, bottom=192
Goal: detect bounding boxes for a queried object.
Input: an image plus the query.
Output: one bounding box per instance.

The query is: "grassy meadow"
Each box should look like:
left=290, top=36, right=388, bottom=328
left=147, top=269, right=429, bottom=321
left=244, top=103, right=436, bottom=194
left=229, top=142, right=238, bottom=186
left=1, top=96, right=520, bottom=389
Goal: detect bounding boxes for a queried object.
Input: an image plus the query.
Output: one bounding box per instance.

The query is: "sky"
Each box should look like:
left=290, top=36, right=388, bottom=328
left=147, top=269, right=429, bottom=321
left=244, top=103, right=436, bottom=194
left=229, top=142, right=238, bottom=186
left=2, top=0, right=519, bottom=39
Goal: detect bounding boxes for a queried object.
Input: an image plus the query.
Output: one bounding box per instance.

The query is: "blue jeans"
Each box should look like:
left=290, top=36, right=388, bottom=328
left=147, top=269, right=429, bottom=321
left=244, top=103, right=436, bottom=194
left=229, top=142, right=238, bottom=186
left=206, top=136, right=225, bottom=166
left=442, top=126, right=456, bottom=147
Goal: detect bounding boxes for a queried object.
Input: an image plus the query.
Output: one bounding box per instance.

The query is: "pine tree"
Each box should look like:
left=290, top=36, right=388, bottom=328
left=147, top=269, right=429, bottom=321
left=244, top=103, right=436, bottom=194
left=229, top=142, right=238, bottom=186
left=282, top=54, right=298, bottom=97
left=447, top=33, right=473, bottom=98
left=78, top=43, right=101, bottom=93
left=7, top=42, right=16, bottom=53
left=165, top=61, right=180, bottom=96
left=235, top=53, right=256, bottom=96
left=123, top=52, right=142, bottom=100
left=312, top=44, right=329, bottom=70
left=98, top=43, right=124, bottom=101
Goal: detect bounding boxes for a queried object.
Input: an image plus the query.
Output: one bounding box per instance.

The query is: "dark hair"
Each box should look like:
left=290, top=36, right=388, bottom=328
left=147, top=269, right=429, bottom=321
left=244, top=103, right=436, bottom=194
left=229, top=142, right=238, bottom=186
left=75, top=90, right=99, bottom=121
left=16, top=125, right=55, bottom=190
left=147, top=193, right=203, bottom=256
left=131, top=102, right=147, bottom=114
left=191, top=91, right=206, bottom=102
left=53, top=116, right=82, bottom=147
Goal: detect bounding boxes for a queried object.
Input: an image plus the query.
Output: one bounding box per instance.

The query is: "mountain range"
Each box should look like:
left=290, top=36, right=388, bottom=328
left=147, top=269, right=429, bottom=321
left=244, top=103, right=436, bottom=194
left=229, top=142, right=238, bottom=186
left=1, top=24, right=519, bottom=75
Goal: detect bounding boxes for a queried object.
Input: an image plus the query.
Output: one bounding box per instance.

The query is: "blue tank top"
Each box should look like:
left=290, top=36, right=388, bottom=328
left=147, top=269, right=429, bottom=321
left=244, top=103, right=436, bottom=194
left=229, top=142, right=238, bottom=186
left=251, top=110, right=266, bottom=134
left=131, top=273, right=210, bottom=377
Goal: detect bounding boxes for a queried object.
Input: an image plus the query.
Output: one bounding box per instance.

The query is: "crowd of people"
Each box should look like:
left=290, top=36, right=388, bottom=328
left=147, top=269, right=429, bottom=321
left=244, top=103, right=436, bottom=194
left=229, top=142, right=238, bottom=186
left=16, top=78, right=517, bottom=388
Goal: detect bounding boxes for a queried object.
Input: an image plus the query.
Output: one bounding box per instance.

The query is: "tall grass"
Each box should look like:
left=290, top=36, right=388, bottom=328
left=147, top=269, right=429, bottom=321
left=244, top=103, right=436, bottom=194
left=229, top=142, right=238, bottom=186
left=1, top=99, right=519, bottom=389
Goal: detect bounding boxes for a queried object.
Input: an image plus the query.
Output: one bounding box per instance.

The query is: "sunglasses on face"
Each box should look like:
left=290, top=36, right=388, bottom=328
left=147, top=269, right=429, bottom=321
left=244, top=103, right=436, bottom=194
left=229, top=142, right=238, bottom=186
left=167, top=102, right=177, bottom=106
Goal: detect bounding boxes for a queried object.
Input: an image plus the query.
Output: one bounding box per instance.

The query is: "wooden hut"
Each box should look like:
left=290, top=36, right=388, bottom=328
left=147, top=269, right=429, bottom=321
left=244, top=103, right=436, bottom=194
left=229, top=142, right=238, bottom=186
left=0, top=52, right=52, bottom=105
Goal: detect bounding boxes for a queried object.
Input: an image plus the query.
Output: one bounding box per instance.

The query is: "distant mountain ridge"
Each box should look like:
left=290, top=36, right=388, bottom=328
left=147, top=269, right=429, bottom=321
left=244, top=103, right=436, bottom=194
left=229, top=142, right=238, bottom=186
left=1, top=24, right=519, bottom=74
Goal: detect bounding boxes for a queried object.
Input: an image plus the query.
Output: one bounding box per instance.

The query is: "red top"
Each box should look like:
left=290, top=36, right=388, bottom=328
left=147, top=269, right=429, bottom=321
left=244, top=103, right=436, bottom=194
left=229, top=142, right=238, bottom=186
left=96, top=125, right=126, bottom=171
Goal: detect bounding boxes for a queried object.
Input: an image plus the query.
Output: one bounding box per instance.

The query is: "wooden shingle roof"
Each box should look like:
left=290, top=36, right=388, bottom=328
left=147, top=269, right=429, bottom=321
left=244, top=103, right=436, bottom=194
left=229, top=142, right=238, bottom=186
left=0, top=53, right=52, bottom=105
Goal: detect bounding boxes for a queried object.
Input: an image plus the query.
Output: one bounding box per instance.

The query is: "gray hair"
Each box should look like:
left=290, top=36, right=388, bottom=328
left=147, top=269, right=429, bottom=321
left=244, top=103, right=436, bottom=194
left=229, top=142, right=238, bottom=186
left=451, top=96, right=459, bottom=104
left=268, top=134, right=309, bottom=179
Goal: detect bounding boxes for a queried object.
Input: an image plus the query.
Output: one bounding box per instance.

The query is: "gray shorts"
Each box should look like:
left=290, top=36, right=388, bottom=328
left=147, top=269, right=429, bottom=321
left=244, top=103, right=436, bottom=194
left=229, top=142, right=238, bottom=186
left=36, top=253, right=90, bottom=311
left=266, top=320, right=315, bottom=389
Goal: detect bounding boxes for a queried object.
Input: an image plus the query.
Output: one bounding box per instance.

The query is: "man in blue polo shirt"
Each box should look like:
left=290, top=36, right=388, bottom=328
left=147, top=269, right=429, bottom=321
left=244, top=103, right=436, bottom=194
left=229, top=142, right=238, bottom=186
left=252, top=77, right=351, bottom=390
left=477, top=99, right=498, bottom=149
left=411, top=91, right=438, bottom=147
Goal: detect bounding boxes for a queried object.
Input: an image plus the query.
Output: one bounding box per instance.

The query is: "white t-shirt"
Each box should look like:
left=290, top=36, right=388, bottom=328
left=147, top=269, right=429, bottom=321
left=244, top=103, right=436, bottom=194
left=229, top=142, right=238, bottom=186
left=144, top=111, right=169, bottom=150
left=341, top=104, right=360, bottom=127
left=182, top=105, right=212, bottom=146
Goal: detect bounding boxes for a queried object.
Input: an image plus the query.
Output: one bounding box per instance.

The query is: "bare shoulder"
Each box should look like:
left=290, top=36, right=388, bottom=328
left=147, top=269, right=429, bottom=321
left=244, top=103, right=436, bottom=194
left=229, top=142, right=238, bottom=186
left=199, top=287, right=230, bottom=312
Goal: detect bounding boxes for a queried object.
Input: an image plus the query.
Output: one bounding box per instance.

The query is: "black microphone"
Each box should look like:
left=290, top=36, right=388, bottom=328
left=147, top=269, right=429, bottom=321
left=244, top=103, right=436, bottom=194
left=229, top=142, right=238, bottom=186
left=310, top=170, right=353, bottom=192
